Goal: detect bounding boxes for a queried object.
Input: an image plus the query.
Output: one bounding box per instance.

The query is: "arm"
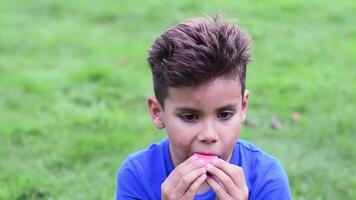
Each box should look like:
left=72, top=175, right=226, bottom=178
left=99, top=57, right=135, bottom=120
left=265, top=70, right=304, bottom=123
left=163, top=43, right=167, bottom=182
left=116, top=159, right=147, bottom=200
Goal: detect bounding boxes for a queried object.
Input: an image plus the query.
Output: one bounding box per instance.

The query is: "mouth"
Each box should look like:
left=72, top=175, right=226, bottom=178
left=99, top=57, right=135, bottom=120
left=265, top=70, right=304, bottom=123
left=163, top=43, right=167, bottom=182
left=194, top=152, right=218, bottom=156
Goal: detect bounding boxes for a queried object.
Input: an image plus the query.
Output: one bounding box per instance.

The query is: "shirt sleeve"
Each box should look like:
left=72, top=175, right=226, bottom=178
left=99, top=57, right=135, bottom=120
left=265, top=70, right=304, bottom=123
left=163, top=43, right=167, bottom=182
left=253, top=159, right=292, bottom=200
left=116, top=157, right=148, bottom=200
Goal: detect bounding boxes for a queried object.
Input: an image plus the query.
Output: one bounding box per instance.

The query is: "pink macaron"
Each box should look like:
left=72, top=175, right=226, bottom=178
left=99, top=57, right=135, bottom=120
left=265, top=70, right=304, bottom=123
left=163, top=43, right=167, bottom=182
left=193, top=153, right=218, bottom=165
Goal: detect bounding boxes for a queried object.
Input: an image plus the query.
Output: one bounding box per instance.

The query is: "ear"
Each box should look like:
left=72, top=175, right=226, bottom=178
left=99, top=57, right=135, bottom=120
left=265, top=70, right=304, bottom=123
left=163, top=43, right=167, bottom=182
left=241, top=89, right=250, bottom=121
left=147, top=96, right=165, bottom=129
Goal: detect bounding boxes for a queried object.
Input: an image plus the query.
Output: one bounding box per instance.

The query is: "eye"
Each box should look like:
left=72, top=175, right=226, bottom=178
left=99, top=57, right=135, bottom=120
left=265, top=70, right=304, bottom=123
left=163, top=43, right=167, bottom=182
left=179, top=113, right=199, bottom=122
left=217, top=111, right=234, bottom=120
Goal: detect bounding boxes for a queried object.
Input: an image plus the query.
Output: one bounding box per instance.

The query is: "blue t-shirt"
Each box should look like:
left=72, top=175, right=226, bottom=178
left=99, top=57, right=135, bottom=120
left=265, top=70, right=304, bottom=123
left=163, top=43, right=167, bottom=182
left=116, top=138, right=292, bottom=200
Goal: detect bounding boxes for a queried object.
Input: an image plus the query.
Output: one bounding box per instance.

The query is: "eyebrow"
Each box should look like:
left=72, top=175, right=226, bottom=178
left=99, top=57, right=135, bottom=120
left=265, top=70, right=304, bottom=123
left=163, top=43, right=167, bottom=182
left=217, top=104, right=238, bottom=111
left=175, top=103, right=238, bottom=113
left=175, top=107, right=200, bottom=113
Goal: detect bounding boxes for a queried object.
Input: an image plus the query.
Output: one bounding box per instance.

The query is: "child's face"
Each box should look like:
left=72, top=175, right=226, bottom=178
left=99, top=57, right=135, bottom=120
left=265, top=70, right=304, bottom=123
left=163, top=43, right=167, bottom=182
left=148, top=77, right=249, bottom=167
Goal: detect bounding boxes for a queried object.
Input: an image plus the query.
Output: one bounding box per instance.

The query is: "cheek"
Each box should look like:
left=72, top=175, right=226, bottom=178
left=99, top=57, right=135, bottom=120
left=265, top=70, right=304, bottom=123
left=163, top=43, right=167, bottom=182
left=220, top=117, right=243, bottom=141
left=165, top=118, right=196, bottom=145
left=226, top=115, right=243, bottom=131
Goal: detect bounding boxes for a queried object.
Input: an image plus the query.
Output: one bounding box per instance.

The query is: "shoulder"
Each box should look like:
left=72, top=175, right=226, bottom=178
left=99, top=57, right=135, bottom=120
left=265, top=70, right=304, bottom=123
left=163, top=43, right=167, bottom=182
left=236, top=139, right=287, bottom=177
left=236, top=139, right=280, bottom=167
left=118, top=138, right=168, bottom=174
left=116, top=138, right=168, bottom=199
left=237, top=139, right=266, bottom=153
left=235, top=139, right=292, bottom=199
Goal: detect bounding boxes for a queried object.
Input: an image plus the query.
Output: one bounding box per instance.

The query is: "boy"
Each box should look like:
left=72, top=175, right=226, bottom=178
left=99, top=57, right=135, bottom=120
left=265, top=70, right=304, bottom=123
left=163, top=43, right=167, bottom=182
left=116, top=16, right=292, bottom=199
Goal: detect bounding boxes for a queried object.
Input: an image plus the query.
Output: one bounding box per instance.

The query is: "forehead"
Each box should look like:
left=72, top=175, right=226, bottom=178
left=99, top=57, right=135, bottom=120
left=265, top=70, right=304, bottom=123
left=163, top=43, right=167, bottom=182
left=164, top=78, right=242, bottom=109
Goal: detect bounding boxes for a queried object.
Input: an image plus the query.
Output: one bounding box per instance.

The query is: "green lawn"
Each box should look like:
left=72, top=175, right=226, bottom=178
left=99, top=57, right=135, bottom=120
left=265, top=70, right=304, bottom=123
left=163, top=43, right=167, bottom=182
left=0, top=0, right=355, bottom=199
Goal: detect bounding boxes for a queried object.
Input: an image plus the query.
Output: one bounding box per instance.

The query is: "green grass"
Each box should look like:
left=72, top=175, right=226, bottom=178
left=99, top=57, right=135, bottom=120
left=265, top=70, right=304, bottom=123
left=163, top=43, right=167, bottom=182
left=0, top=0, right=355, bottom=199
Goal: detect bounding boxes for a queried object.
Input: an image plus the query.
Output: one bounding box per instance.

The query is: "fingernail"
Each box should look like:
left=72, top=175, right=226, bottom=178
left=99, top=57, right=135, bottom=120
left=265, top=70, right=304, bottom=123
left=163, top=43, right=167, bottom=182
left=207, top=163, right=213, bottom=169
left=199, top=159, right=205, bottom=164
left=212, top=158, right=218, bottom=164
left=192, top=155, right=198, bottom=160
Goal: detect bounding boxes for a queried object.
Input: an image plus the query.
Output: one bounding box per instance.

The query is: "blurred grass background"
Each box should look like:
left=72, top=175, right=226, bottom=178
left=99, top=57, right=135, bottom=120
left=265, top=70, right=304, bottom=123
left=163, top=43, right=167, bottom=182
left=0, top=0, right=355, bottom=199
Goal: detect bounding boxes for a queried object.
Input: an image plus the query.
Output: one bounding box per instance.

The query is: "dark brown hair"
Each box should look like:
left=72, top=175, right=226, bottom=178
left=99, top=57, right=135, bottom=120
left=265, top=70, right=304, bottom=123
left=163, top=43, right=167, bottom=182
left=148, top=15, right=251, bottom=107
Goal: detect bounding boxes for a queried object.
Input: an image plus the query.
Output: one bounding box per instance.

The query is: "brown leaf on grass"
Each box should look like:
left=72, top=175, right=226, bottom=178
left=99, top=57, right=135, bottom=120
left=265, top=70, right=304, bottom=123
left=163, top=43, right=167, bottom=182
left=291, top=112, right=301, bottom=122
left=243, top=119, right=261, bottom=127
left=118, top=58, right=127, bottom=66
left=271, top=116, right=283, bottom=130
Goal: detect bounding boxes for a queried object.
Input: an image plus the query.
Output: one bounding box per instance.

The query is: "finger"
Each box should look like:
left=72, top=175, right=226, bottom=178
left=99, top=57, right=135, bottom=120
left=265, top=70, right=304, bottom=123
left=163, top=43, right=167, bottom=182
left=165, top=155, right=206, bottom=187
left=206, top=163, right=237, bottom=193
left=174, top=167, right=206, bottom=195
left=182, top=173, right=207, bottom=199
left=210, top=160, right=249, bottom=199
left=206, top=176, right=232, bottom=200
left=212, top=159, right=247, bottom=189
left=162, top=155, right=204, bottom=197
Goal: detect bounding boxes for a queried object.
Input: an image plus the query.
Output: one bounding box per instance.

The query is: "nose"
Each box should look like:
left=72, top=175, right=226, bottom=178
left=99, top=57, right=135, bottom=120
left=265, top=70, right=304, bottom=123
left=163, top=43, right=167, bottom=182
left=198, top=121, right=218, bottom=144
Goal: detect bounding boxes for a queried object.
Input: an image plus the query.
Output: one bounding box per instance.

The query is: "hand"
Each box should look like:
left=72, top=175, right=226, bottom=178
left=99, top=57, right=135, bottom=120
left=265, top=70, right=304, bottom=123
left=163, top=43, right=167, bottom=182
left=161, top=155, right=208, bottom=200
left=205, top=159, right=248, bottom=200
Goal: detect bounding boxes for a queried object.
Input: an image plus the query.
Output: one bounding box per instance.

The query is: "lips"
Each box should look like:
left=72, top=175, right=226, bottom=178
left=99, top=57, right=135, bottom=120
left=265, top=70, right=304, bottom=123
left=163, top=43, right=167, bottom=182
left=193, top=152, right=218, bottom=165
